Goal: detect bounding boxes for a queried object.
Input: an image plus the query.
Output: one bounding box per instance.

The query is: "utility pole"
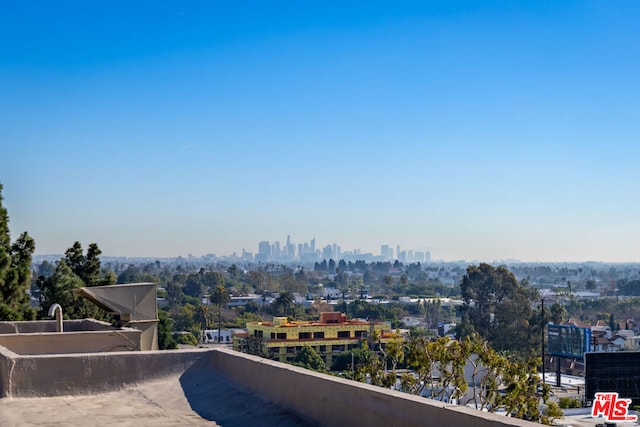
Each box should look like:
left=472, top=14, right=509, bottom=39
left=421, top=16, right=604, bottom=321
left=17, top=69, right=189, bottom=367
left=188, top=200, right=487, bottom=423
left=541, top=298, right=546, bottom=385
left=351, top=352, right=354, bottom=376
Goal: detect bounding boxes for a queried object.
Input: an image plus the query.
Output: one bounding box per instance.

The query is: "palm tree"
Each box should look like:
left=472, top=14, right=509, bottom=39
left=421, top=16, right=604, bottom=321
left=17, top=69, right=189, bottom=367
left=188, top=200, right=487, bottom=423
left=194, top=305, right=211, bottom=343
left=274, top=291, right=294, bottom=318
left=210, top=285, right=230, bottom=343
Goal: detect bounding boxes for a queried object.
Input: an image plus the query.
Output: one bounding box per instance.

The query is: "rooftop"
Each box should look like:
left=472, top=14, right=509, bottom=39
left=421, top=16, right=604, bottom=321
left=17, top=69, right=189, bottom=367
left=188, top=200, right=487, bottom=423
left=253, top=312, right=387, bottom=328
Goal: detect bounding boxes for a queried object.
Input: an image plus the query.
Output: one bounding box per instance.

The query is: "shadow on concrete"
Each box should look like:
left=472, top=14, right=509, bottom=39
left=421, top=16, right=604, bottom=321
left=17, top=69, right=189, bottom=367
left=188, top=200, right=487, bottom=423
left=179, top=359, right=317, bottom=427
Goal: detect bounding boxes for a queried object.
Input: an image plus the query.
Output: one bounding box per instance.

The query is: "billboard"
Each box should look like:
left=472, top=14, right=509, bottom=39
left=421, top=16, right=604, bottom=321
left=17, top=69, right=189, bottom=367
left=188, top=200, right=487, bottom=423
left=547, top=324, right=591, bottom=359
left=585, top=352, right=640, bottom=405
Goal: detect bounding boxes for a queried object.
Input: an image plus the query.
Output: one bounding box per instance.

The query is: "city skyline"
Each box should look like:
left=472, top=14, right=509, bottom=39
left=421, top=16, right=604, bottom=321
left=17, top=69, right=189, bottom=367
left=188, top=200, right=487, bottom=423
left=2, top=2, right=640, bottom=263
left=250, top=236, right=431, bottom=263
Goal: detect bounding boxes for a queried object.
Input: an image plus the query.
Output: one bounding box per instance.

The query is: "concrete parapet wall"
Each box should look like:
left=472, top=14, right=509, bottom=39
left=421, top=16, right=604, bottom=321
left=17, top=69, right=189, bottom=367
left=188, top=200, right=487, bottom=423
left=0, top=319, right=148, bottom=355
left=0, top=330, right=142, bottom=355
left=0, top=345, right=545, bottom=427
left=0, top=319, right=117, bottom=334
left=0, top=346, right=211, bottom=398
left=209, top=348, right=541, bottom=427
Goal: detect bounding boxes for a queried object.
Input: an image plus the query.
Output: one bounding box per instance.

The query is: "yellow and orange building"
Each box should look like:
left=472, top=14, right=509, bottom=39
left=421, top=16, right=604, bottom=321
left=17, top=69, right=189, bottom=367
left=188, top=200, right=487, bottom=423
left=233, top=312, right=396, bottom=366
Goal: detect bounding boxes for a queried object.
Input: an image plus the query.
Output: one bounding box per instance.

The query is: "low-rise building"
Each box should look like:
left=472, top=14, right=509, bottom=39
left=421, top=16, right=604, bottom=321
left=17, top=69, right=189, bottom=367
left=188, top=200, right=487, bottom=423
left=233, top=312, right=397, bottom=366
left=226, top=294, right=264, bottom=308
left=202, top=329, right=234, bottom=344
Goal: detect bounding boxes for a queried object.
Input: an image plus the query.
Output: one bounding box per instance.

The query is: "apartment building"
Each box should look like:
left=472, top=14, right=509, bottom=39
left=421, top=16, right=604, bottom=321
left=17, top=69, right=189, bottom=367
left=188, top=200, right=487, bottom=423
left=233, top=312, right=396, bottom=366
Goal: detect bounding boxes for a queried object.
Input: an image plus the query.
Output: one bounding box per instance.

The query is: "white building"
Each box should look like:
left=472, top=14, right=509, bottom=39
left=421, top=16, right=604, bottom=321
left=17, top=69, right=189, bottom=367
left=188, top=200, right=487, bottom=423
left=226, top=294, right=264, bottom=307
left=202, top=329, right=234, bottom=344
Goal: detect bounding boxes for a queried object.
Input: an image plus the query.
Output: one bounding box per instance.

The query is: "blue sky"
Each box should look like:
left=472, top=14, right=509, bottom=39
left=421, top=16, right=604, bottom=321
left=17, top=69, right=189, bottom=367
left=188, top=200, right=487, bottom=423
left=1, top=1, right=639, bottom=262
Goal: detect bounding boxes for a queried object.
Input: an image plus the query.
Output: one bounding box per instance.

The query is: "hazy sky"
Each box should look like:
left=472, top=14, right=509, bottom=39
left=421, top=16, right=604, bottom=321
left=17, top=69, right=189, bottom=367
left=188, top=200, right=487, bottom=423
left=1, top=1, right=639, bottom=262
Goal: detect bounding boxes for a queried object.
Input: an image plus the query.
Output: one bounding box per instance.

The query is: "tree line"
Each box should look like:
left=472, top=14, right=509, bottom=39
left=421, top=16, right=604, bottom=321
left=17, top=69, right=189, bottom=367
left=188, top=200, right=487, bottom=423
left=282, top=331, right=561, bottom=425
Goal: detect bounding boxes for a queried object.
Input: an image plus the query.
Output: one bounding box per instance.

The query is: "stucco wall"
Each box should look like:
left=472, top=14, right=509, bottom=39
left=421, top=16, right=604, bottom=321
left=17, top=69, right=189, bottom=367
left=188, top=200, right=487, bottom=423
left=0, top=330, right=142, bottom=355
left=0, top=345, right=545, bottom=427
left=0, top=319, right=116, bottom=334
left=0, top=346, right=210, bottom=398
left=209, top=348, right=542, bottom=427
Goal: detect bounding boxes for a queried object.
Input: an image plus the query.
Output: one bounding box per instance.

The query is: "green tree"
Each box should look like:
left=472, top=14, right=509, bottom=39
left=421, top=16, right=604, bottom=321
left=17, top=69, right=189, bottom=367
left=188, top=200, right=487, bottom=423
left=210, top=285, right=230, bottom=343
left=423, top=299, right=443, bottom=329
left=609, top=313, right=617, bottom=332
left=294, top=267, right=306, bottom=283
left=158, top=309, right=177, bottom=349
left=331, top=345, right=376, bottom=372
left=404, top=336, right=469, bottom=402
left=37, top=260, right=97, bottom=319
left=102, top=271, right=118, bottom=286
left=37, top=260, right=56, bottom=279
left=458, top=263, right=538, bottom=355
left=496, top=355, right=549, bottom=423
left=0, top=184, right=37, bottom=320
left=172, top=303, right=196, bottom=332
left=38, top=242, right=113, bottom=320
left=273, top=291, right=294, bottom=318
left=227, top=264, right=239, bottom=279
left=194, top=304, right=213, bottom=343
left=117, top=264, right=154, bottom=284
left=0, top=236, right=37, bottom=321
left=183, top=274, right=203, bottom=298
left=165, top=279, right=184, bottom=306
left=281, top=271, right=306, bottom=295
left=202, top=271, right=224, bottom=290
left=617, top=279, right=640, bottom=296
left=293, top=345, right=325, bottom=371
left=247, top=270, right=267, bottom=292
left=402, top=333, right=560, bottom=425
left=389, top=330, right=406, bottom=365
left=64, top=242, right=107, bottom=286
left=558, top=397, right=581, bottom=409
left=231, top=311, right=263, bottom=328
left=176, top=332, right=198, bottom=346
left=383, top=275, right=393, bottom=292
left=243, top=334, right=266, bottom=357
left=550, top=303, right=567, bottom=324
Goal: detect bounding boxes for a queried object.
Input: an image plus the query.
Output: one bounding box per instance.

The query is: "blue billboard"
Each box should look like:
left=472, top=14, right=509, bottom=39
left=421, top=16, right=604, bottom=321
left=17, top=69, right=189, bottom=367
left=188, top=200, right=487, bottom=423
left=547, top=324, right=591, bottom=358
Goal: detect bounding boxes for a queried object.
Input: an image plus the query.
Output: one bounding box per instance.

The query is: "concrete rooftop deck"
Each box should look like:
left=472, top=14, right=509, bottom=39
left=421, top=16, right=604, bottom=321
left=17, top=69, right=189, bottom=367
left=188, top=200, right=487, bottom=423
left=0, top=346, right=550, bottom=427
left=0, top=352, right=312, bottom=427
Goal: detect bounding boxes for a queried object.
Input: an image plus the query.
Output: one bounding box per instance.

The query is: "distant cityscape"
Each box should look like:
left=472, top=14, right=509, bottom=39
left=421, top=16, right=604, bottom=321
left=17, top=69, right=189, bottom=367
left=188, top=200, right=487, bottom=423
left=32, top=233, right=640, bottom=268
left=31, top=235, right=433, bottom=266
left=239, top=236, right=431, bottom=264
